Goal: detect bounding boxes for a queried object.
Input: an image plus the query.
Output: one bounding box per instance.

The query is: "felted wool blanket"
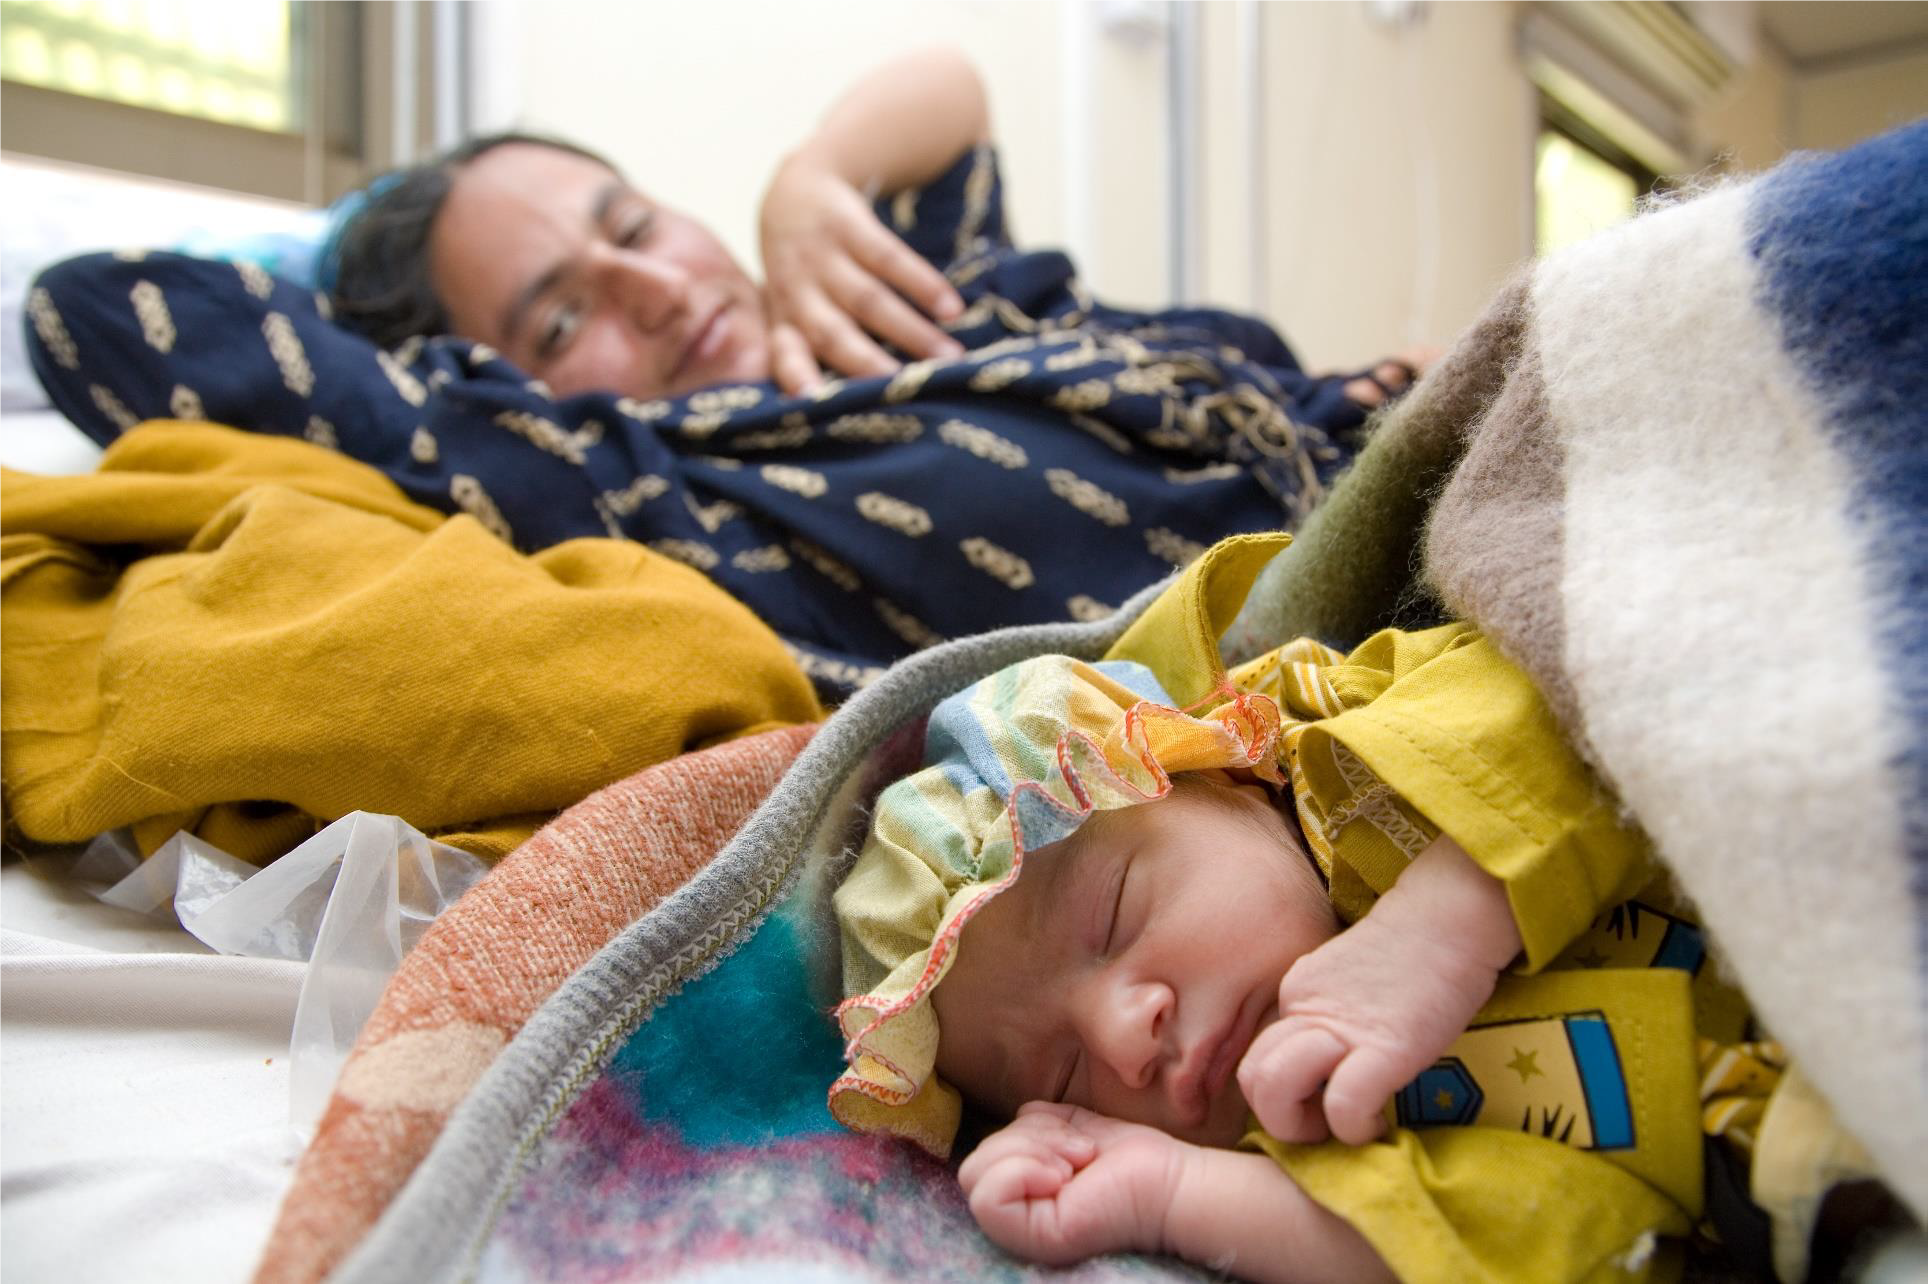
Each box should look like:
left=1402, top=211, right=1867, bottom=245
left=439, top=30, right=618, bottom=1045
left=1235, top=117, right=1928, bottom=1220
left=290, top=123, right=1922, bottom=1282
left=315, top=571, right=1205, bottom=1284
left=1, top=422, right=821, bottom=864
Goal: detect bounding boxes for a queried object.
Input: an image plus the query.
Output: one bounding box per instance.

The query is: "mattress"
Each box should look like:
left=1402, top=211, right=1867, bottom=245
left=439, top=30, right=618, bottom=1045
left=1, top=860, right=301, bottom=1282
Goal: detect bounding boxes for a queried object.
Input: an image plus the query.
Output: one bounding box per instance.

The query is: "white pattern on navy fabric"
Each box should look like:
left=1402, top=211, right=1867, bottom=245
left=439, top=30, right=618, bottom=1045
left=262, top=313, right=314, bottom=395
left=130, top=281, right=175, bottom=353
left=27, top=289, right=79, bottom=369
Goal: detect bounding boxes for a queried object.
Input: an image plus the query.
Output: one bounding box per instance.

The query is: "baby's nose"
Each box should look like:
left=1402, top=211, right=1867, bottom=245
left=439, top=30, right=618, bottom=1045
left=1091, top=980, right=1173, bottom=1089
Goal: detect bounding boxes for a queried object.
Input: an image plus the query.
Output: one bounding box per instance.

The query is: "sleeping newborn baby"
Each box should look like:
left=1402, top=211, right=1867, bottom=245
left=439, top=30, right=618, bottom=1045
left=829, top=632, right=1889, bottom=1283
left=935, top=772, right=1511, bottom=1282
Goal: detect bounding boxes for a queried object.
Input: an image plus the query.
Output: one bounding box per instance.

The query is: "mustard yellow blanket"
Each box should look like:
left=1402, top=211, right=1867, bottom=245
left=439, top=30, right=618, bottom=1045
left=1, top=422, right=821, bottom=863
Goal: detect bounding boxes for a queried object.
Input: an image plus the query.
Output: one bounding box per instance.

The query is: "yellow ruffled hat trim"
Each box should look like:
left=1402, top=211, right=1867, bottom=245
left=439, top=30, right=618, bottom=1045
left=828, top=655, right=1282, bottom=1157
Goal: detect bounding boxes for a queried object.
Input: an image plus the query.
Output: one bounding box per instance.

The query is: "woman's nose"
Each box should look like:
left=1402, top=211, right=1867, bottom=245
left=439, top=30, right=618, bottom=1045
left=589, top=242, right=689, bottom=331
left=1083, top=978, right=1174, bottom=1090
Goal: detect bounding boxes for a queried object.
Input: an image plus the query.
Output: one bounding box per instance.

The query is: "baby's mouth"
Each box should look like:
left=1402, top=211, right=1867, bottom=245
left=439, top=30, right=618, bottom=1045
left=1181, top=992, right=1272, bottom=1125
left=1207, top=1001, right=1264, bottom=1103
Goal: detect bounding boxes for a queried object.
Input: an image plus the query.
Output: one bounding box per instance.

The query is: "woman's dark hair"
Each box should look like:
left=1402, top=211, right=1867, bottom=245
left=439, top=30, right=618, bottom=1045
left=325, top=132, right=620, bottom=348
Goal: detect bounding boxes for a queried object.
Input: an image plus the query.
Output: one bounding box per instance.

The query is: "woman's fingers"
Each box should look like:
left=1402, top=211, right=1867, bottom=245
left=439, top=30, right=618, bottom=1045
left=847, top=218, right=965, bottom=328
left=768, top=322, right=823, bottom=396
left=781, top=280, right=899, bottom=380
left=824, top=255, right=963, bottom=363
left=1341, top=344, right=1447, bottom=410
left=1343, top=375, right=1390, bottom=408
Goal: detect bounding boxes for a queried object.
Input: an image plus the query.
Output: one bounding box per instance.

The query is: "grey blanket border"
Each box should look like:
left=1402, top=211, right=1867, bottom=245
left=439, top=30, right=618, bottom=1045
left=330, top=578, right=1177, bottom=1284
left=328, top=312, right=1478, bottom=1282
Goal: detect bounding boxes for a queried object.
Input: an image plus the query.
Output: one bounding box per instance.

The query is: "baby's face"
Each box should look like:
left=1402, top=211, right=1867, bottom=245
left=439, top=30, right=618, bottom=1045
left=930, top=776, right=1337, bottom=1147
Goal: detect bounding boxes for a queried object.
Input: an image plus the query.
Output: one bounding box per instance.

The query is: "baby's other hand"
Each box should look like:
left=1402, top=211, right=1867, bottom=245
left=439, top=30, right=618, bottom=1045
left=1237, top=867, right=1507, bottom=1145
left=957, top=1102, right=1193, bottom=1266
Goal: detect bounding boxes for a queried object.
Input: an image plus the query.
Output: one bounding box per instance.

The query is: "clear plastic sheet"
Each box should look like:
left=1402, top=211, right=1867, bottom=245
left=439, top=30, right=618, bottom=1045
left=74, top=812, right=488, bottom=1133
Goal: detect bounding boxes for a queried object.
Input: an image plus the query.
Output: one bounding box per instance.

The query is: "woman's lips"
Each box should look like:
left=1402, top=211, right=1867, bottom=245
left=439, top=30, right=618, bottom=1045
left=673, top=303, right=733, bottom=383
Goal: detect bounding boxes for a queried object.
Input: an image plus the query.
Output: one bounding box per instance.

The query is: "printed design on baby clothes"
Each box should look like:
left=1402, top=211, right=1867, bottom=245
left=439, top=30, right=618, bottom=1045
left=1395, top=1010, right=1635, bottom=1151
left=1560, top=901, right=1707, bottom=976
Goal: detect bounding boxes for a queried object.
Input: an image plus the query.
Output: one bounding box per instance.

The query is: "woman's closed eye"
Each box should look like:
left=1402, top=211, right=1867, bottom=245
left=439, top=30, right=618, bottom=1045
left=538, top=299, right=585, bottom=358
left=612, top=208, right=655, bottom=249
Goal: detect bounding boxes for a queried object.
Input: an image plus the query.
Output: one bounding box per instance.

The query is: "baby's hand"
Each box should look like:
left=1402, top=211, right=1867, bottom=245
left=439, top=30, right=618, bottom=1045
left=957, top=1103, right=1193, bottom=1266
left=1237, top=835, right=1520, bottom=1146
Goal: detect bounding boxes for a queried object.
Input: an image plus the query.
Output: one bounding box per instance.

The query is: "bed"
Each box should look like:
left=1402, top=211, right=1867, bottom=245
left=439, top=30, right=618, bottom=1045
left=4, top=119, right=1926, bottom=1284
left=288, top=120, right=1926, bottom=1284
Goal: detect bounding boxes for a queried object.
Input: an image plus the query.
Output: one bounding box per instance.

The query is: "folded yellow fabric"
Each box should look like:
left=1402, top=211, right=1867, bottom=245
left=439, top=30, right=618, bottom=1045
left=2, top=421, right=822, bottom=863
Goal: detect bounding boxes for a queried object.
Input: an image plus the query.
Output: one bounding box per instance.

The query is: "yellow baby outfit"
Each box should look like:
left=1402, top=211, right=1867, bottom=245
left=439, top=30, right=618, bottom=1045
left=1230, top=622, right=1746, bottom=1282
left=832, top=533, right=1872, bottom=1283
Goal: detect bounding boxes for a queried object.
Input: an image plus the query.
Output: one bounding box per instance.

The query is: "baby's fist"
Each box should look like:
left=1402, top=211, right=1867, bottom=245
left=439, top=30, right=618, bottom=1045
left=958, top=1103, right=1189, bottom=1265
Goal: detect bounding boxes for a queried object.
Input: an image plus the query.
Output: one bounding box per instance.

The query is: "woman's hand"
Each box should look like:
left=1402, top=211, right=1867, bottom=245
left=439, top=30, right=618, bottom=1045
left=957, top=1102, right=1190, bottom=1266
left=1340, top=344, right=1444, bottom=410
left=759, top=149, right=965, bottom=394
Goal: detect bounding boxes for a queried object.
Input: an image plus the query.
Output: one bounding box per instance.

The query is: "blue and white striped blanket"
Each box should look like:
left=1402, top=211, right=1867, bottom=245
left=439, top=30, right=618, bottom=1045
left=1241, top=116, right=1928, bottom=1225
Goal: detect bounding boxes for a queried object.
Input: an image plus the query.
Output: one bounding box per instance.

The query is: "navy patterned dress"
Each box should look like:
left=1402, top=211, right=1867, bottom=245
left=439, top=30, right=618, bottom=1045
left=26, top=147, right=1373, bottom=695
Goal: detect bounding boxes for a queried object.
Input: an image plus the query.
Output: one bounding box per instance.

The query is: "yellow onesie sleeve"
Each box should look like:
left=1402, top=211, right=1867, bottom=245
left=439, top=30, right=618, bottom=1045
left=1232, top=624, right=1656, bottom=970
left=1245, top=968, right=1707, bottom=1284
left=1248, top=1128, right=1692, bottom=1284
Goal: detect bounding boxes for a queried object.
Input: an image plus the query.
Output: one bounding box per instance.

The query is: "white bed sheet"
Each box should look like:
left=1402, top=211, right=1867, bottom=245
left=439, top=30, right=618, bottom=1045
left=0, top=406, right=104, bottom=475
left=1, top=862, right=302, bottom=1283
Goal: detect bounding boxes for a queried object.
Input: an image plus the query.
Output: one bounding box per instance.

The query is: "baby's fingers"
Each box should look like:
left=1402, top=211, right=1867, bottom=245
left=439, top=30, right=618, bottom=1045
left=960, top=1137, right=1071, bottom=1197
left=960, top=1112, right=1089, bottom=1191
left=1238, top=1024, right=1346, bottom=1143
left=1319, top=1048, right=1399, bottom=1146
left=965, top=1150, right=1071, bottom=1257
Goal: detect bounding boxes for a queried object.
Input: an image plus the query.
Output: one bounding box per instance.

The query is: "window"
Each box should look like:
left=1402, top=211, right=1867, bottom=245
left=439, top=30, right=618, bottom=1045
left=0, top=1, right=455, bottom=205
left=2, top=1, right=305, bottom=133
left=1534, top=99, right=1659, bottom=256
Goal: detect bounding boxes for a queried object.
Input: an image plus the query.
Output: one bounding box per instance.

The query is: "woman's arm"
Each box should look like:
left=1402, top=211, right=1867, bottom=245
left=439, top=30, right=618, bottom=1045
left=758, top=47, right=991, bottom=392
left=786, top=44, right=990, bottom=199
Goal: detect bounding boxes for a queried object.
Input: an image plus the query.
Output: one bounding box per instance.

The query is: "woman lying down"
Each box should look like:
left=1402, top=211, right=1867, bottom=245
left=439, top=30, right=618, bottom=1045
left=827, top=627, right=1909, bottom=1282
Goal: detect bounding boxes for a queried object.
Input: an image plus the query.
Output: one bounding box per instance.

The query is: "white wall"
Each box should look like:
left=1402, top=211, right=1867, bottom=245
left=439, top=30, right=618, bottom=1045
left=476, top=1, right=1921, bottom=380
left=486, top=0, right=1546, bottom=374
left=1694, top=31, right=1795, bottom=172
left=1694, top=35, right=1928, bottom=175
left=1792, top=49, right=1928, bottom=151
left=1241, top=1, right=1537, bottom=369
left=479, top=0, right=1072, bottom=301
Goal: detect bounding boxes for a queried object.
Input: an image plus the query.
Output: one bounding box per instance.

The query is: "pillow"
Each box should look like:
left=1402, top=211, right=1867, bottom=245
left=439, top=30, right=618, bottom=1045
left=1, top=155, right=327, bottom=412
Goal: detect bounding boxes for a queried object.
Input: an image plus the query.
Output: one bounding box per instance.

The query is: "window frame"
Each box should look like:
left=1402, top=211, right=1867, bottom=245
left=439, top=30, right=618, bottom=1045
left=0, top=1, right=440, bottom=205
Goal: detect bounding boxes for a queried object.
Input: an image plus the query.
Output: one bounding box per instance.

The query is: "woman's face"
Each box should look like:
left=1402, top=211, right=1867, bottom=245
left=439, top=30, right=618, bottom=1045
left=428, top=142, right=772, bottom=400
